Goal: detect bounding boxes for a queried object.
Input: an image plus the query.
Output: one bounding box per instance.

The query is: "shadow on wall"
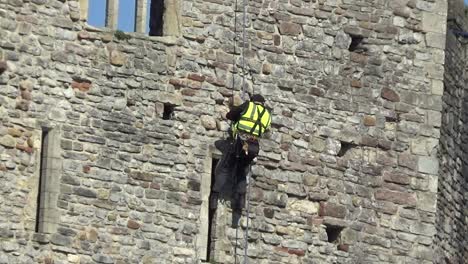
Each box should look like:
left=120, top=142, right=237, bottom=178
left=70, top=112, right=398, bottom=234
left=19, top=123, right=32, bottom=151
left=461, top=83, right=468, bottom=262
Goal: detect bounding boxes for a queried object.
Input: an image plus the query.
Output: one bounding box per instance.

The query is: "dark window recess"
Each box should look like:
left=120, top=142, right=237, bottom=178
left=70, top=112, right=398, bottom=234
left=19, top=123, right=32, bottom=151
left=35, top=127, right=49, bottom=232
left=326, top=225, right=344, bottom=243
left=207, top=158, right=219, bottom=262
left=149, top=0, right=164, bottom=36
left=348, top=35, right=364, bottom=52
left=162, top=103, right=175, bottom=120
left=337, top=142, right=358, bottom=157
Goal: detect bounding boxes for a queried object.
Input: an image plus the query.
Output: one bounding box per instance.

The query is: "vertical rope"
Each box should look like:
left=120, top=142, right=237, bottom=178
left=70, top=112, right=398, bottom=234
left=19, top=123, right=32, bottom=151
left=241, top=3, right=251, bottom=263
left=241, top=0, right=247, bottom=100
left=234, top=225, right=239, bottom=264
left=231, top=0, right=239, bottom=106
left=243, top=164, right=252, bottom=264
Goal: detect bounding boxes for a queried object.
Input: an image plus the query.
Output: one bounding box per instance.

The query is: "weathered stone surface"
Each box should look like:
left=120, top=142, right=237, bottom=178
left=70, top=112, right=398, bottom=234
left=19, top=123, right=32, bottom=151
left=383, top=171, right=410, bottom=185
left=279, top=22, right=302, bottom=36
left=374, top=189, right=417, bottom=206
left=0, top=0, right=459, bottom=263
left=0, top=135, right=16, bottom=148
left=19, top=80, right=33, bottom=91
left=319, top=202, right=347, bottom=219
left=127, top=220, right=140, bottom=229
left=363, top=116, right=376, bottom=126
left=200, top=115, right=216, bottom=130
left=381, top=87, right=400, bottom=102
left=110, top=50, right=125, bottom=66
left=286, top=199, right=319, bottom=214
left=418, top=156, right=439, bottom=174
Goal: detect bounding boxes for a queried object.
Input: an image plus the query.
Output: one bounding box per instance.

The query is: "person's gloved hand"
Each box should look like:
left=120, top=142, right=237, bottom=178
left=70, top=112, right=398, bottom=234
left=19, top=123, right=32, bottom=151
left=242, top=141, right=249, bottom=155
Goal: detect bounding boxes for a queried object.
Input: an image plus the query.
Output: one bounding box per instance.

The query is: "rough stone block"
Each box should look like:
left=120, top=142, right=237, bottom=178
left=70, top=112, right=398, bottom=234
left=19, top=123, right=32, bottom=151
left=286, top=199, right=318, bottom=214
left=91, top=254, right=114, bottom=264
left=381, top=87, right=400, bottom=102
left=417, top=156, right=439, bottom=174
left=426, top=32, right=446, bottom=49
left=200, top=115, right=216, bottom=130
left=127, top=220, right=140, bottom=229
left=431, top=79, right=444, bottom=95
left=50, top=234, right=72, bottom=247
left=279, top=22, right=302, bottom=36
left=422, top=12, right=446, bottom=34
left=417, top=192, right=437, bottom=212
left=383, top=171, right=410, bottom=185
left=0, top=135, right=16, bottom=148
left=374, top=189, right=417, bottom=206
left=319, top=202, right=347, bottom=218
left=110, top=50, right=126, bottom=66
left=74, top=187, right=97, bottom=198
left=363, top=116, right=376, bottom=126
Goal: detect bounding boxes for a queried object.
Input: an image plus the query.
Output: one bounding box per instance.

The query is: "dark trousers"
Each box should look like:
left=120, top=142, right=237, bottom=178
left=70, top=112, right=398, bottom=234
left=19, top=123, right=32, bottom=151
left=211, top=137, right=256, bottom=211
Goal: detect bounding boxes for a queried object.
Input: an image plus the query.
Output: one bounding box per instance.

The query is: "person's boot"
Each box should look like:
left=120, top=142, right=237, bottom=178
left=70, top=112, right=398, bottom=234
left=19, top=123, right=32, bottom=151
left=231, top=209, right=242, bottom=228
left=209, top=192, right=218, bottom=210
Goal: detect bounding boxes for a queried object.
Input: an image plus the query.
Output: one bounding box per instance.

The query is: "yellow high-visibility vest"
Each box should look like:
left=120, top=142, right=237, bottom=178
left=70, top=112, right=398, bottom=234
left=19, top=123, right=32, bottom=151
left=233, top=102, right=271, bottom=137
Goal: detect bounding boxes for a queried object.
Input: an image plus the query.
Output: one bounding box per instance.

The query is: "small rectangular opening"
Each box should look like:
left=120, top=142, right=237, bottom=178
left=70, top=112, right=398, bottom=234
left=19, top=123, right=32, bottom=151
left=326, top=225, right=344, bottom=243
left=162, top=103, right=175, bottom=120
left=337, top=141, right=358, bottom=157
left=35, top=128, right=49, bottom=232
left=207, top=158, right=219, bottom=262
left=348, top=35, right=364, bottom=52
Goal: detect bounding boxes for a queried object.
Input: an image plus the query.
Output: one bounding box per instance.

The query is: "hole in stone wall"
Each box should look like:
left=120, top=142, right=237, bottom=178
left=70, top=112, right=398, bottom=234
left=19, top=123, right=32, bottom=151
left=326, top=225, right=344, bottom=244
left=149, top=0, right=165, bottom=36
left=162, top=103, right=175, bottom=120
left=337, top=142, right=358, bottom=157
left=35, top=127, right=49, bottom=233
left=348, top=35, right=364, bottom=52
left=207, top=158, right=219, bottom=262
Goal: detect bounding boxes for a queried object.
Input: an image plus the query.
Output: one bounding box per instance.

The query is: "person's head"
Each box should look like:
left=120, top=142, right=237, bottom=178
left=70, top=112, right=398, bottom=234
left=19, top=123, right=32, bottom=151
left=250, top=94, right=265, bottom=104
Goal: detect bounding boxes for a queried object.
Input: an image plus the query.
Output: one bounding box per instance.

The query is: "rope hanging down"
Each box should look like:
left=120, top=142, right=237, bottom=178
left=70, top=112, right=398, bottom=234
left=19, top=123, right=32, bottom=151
left=231, top=0, right=239, bottom=106
left=240, top=0, right=247, bottom=101
left=231, top=0, right=251, bottom=264
left=231, top=0, right=249, bottom=105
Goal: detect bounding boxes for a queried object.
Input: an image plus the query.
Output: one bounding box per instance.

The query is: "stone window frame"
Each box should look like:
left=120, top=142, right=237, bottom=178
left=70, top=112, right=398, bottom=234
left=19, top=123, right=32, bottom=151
left=78, top=0, right=181, bottom=36
left=197, top=146, right=223, bottom=261
left=35, top=127, right=62, bottom=234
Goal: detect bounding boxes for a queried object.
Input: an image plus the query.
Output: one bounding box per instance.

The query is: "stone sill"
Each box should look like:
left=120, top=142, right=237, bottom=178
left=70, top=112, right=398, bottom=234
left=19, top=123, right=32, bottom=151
left=82, top=23, right=179, bottom=45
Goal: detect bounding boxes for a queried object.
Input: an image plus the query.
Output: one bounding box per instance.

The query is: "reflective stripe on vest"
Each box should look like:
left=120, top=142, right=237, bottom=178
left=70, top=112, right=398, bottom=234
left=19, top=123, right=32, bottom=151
left=235, top=102, right=271, bottom=137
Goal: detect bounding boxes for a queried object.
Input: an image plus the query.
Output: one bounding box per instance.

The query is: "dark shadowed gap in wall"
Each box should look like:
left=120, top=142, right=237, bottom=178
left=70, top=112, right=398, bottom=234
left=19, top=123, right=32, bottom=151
left=35, top=127, right=49, bottom=232
left=326, top=225, right=344, bottom=244
left=348, top=35, right=364, bottom=52
left=162, top=103, right=174, bottom=120
left=207, top=158, right=219, bottom=262
left=337, top=142, right=358, bottom=157
left=149, top=0, right=164, bottom=36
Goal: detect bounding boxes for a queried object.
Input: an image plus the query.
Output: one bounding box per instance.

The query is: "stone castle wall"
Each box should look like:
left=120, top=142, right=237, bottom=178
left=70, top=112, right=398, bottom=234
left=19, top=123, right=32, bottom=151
left=436, top=0, right=468, bottom=262
left=0, top=0, right=455, bottom=263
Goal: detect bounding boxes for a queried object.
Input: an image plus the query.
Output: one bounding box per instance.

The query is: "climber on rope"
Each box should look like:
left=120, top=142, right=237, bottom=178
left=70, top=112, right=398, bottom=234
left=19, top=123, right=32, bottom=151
left=210, top=94, right=272, bottom=226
